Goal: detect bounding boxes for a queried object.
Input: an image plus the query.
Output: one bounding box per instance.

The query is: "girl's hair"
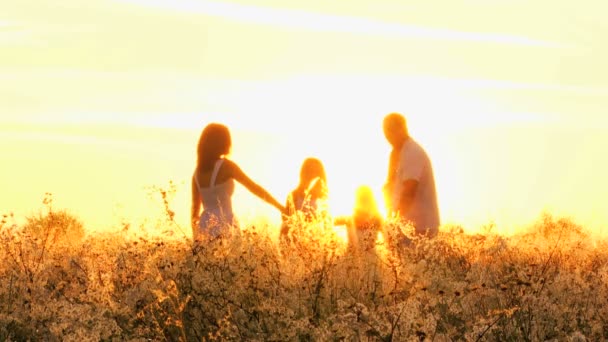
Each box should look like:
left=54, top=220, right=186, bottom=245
left=353, top=185, right=382, bottom=223
left=196, top=123, right=231, bottom=172
left=298, top=157, right=327, bottom=199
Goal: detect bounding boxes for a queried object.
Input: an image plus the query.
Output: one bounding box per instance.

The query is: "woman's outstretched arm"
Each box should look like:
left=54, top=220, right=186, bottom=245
left=284, top=192, right=297, bottom=218
left=227, top=160, right=286, bottom=214
left=191, top=176, right=202, bottom=235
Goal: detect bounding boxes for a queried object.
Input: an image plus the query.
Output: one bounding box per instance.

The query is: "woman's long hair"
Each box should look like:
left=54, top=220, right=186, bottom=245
left=196, top=123, right=231, bottom=172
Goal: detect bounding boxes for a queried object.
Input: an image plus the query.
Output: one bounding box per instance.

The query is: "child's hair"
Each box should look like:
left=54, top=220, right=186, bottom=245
left=281, top=158, right=328, bottom=241
left=341, top=185, right=383, bottom=253
left=353, top=185, right=382, bottom=229
left=296, top=157, right=327, bottom=200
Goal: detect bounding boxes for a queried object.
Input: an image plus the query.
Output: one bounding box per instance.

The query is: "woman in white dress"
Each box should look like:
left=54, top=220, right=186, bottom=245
left=191, top=123, right=285, bottom=241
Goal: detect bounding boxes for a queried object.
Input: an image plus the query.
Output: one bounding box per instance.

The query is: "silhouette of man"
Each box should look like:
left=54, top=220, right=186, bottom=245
left=383, top=113, right=440, bottom=237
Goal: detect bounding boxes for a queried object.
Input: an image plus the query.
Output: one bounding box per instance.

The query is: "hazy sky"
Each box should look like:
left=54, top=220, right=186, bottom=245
left=2, top=0, right=607, bottom=127
left=2, top=0, right=607, bottom=234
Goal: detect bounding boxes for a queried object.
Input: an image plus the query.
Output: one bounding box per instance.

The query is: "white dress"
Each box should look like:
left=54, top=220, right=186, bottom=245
left=194, top=159, right=238, bottom=239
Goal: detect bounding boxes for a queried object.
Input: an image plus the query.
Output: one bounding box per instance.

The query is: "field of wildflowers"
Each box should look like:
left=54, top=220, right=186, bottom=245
left=1, top=192, right=607, bottom=341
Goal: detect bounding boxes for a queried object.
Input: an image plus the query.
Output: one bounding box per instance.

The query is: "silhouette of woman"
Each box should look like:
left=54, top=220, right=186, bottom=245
left=280, top=157, right=329, bottom=241
left=191, top=123, right=285, bottom=241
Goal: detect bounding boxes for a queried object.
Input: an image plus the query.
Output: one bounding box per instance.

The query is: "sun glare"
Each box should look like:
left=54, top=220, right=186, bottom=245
left=3, top=0, right=608, bottom=336
left=2, top=0, right=608, bottom=239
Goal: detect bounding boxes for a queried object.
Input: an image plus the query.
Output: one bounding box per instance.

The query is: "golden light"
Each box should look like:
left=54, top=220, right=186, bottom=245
left=2, top=0, right=608, bottom=238
left=331, top=225, right=349, bottom=246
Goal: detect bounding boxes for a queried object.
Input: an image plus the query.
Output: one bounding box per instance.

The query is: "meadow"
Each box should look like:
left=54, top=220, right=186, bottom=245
left=1, top=190, right=606, bottom=341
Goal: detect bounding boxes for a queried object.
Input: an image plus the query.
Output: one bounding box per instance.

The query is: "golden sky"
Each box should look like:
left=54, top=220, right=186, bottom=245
left=1, top=0, right=607, bottom=234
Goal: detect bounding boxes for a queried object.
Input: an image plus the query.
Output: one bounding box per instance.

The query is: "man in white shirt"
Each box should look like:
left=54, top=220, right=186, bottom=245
left=383, top=113, right=440, bottom=237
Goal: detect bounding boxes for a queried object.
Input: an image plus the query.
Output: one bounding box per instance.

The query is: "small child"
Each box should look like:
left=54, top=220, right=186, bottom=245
left=335, top=185, right=383, bottom=254
left=280, top=158, right=329, bottom=241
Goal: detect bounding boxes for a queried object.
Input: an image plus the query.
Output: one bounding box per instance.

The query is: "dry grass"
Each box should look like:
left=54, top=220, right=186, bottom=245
left=1, top=192, right=607, bottom=341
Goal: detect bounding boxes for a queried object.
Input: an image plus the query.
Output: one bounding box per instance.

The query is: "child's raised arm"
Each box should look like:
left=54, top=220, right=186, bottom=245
left=333, top=216, right=352, bottom=227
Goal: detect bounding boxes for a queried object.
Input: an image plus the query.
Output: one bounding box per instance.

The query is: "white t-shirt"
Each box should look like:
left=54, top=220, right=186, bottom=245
left=391, top=138, right=440, bottom=236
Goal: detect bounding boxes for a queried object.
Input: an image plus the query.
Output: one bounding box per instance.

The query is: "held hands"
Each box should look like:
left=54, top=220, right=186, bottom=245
left=334, top=216, right=351, bottom=227
left=191, top=217, right=199, bottom=230
left=280, top=208, right=293, bottom=225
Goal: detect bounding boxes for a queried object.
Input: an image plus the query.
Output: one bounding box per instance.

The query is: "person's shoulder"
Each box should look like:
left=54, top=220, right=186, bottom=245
left=409, top=138, right=431, bottom=157
left=408, top=138, right=424, bottom=149
left=220, top=158, right=239, bottom=171
left=218, top=159, right=244, bottom=180
left=402, top=138, right=424, bottom=156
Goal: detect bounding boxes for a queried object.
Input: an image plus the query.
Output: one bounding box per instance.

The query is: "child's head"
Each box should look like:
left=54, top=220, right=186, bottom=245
left=354, top=186, right=381, bottom=217
left=298, top=157, right=327, bottom=198
left=352, top=185, right=383, bottom=232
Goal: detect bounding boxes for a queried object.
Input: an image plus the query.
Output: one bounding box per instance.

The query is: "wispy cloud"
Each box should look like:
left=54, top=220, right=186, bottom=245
left=118, top=0, right=565, bottom=47
left=390, top=75, right=608, bottom=95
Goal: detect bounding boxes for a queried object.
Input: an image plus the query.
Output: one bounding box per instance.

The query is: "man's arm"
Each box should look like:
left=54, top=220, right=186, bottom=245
left=397, top=179, right=418, bottom=216
left=382, top=182, right=393, bottom=215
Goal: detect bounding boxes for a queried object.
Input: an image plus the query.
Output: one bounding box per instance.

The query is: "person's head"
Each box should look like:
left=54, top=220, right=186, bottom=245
left=383, top=113, right=409, bottom=148
left=298, top=157, right=327, bottom=198
left=196, top=123, right=231, bottom=172
left=354, top=185, right=379, bottom=215
left=353, top=185, right=382, bottom=228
